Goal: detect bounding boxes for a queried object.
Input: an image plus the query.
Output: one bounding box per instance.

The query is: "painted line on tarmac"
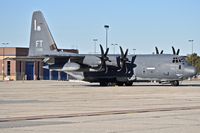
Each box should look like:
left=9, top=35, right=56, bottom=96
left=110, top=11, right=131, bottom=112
left=1, top=106, right=200, bottom=122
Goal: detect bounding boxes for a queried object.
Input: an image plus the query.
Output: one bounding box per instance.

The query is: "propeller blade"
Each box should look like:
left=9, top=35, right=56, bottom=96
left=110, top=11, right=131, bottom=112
left=155, top=47, right=159, bottom=54
left=120, top=46, right=124, bottom=57
left=105, top=48, right=109, bottom=56
left=124, top=49, right=128, bottom=57
left=172, top=46, right=176, bottom=55
left=116, top=56, right=121, bottom=68
left=176, top=49, right=180, bottom=55
left=160, top=50, right=163, bottom=54
left=131, top=55, right=136, bottom=64
left=131, top=55, right=137, bottom=68
left=100, top=45, right=104, bottom=56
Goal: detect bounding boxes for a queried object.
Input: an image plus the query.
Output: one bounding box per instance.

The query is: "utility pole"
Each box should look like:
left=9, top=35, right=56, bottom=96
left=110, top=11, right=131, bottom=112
left=111, top=43, right=118, bottom=54
left=93, top=39, right=98, bottom=54
left=133, top=49, right=136, bottom=55
left=188, top=40, right=194, bottom=66
left=104, top=25, right=109, bottom=49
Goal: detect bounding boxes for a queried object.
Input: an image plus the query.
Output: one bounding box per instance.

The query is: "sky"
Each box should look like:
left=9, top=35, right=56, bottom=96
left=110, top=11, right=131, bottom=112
left=0, top=0, right=200, bottom=55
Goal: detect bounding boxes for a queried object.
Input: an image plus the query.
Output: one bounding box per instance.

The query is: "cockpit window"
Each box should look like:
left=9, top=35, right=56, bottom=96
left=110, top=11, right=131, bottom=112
left=172, top=57, right=181, bottom=63
left=172, top=57, right=188, bottom=64
left=173, top=56, right=192, bottom=66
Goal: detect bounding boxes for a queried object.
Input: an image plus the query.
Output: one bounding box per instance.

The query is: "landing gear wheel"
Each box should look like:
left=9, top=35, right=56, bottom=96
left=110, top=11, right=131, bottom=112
left=117, top=82, right=124, bottom=86
left=100, top=82, right=108, bottom=86
left=171, top=80, right=179, bottom=86
left=125, top=82, right=133, bottom=86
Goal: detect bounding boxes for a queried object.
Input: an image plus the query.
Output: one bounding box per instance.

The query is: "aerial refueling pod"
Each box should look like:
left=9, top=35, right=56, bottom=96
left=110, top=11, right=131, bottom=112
left=62, top=62, right=80, bottom=71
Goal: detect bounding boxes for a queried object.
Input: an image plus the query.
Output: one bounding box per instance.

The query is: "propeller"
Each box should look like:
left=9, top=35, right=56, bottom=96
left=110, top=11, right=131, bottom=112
left=120, top=46, right=129, bottom=63
left=172, top=46, right=180, bottom=55
left=117, top=46, right=130, bottom=71
left=98, top=44, right=111, bottom=70
left=116, top=46, right=137, bottom=74
left=155, top=47, right=163, bottom=54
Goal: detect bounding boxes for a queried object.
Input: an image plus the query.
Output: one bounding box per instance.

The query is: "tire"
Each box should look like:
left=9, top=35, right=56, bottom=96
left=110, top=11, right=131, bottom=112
left=171, top=80, right=179, bottom=86
left=117, top=82, right=124, bottom=86
left=99, top=82, right=108, bottom=86
left=125, top=82, right=133, bottom=86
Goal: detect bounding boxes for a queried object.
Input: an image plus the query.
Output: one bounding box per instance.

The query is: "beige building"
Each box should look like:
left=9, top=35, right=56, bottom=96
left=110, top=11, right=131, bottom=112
left=0, top=47, right=78, bottom=81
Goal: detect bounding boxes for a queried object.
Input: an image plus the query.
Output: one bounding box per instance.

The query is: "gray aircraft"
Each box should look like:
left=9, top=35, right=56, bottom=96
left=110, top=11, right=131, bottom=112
left=29, top=11, right=197, bottom=86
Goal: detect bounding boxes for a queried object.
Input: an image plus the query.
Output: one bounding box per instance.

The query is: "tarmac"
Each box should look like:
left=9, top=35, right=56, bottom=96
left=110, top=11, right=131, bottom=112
left=0, top=80, right=200, bottom=133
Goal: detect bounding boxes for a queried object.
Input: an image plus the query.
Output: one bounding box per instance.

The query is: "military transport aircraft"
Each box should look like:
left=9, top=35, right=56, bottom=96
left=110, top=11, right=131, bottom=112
left=28, top=11, right=197, bottom=86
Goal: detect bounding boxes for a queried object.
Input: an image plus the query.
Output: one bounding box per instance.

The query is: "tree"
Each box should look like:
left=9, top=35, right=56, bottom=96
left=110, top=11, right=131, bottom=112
left=186, top=53, right=200, bottom=73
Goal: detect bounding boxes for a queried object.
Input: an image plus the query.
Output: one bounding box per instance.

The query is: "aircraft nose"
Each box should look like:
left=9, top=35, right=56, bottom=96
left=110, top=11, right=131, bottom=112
left=193, top=67, right=198, bottom=76
left=184, top=66, right=197, bottom=77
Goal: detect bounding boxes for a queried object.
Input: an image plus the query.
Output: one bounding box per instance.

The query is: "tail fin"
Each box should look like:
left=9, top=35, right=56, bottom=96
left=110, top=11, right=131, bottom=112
left=29, top=11, right=58, bottom=56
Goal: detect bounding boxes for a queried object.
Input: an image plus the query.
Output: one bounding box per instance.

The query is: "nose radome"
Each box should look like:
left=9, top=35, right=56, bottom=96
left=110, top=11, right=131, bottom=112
left=193, top=67, right=198, bottom=76
left=185, top=66, right=197, bottom=77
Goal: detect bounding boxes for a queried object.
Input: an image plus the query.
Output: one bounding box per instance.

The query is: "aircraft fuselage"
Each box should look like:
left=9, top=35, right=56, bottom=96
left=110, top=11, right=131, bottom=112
left=61, top=54, right=196, bottom=86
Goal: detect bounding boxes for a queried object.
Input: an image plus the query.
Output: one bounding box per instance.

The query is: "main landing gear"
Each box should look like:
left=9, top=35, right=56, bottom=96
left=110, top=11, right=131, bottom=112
left=99, top=82, right=108, bottom=86
left=99, top=81, right=133, bottom=86
left=170, top=80, right=179, bottom=86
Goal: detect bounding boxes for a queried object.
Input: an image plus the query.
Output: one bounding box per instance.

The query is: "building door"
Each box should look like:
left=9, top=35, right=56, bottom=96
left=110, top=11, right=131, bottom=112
left=52, top=71, right=58, bottom=80
left=61, top=72, right=68, bottom=81
left=43, top=68, right=50, bottom=80
left=26, top=62, right=34, bottom=80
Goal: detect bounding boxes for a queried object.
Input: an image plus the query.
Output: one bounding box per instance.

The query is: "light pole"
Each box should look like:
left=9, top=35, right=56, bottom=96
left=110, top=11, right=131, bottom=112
left=93, top=39, right=98, bottom=54
left=111, top=43, right=118, bottom=54
left=188, top=40, right=194, bottom=65
left=133, top=49, right=136, bottom=55
left=104, top=25, right=109, bottom=49
left=1, top=42, right=9, bottom=80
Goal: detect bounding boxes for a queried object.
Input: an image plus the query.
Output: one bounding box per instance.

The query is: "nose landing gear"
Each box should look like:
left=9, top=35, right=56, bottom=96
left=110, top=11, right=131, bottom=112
left=171, top=80, right=179, bottom=86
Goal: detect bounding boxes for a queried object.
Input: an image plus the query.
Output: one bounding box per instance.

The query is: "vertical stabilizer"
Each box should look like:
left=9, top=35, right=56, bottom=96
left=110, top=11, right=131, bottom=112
left=29, top=11, right=58, bottom=56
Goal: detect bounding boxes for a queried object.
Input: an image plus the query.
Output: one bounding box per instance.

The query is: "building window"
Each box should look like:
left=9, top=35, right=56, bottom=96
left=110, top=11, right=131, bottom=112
left=7, top=61, right=11, bottom=76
